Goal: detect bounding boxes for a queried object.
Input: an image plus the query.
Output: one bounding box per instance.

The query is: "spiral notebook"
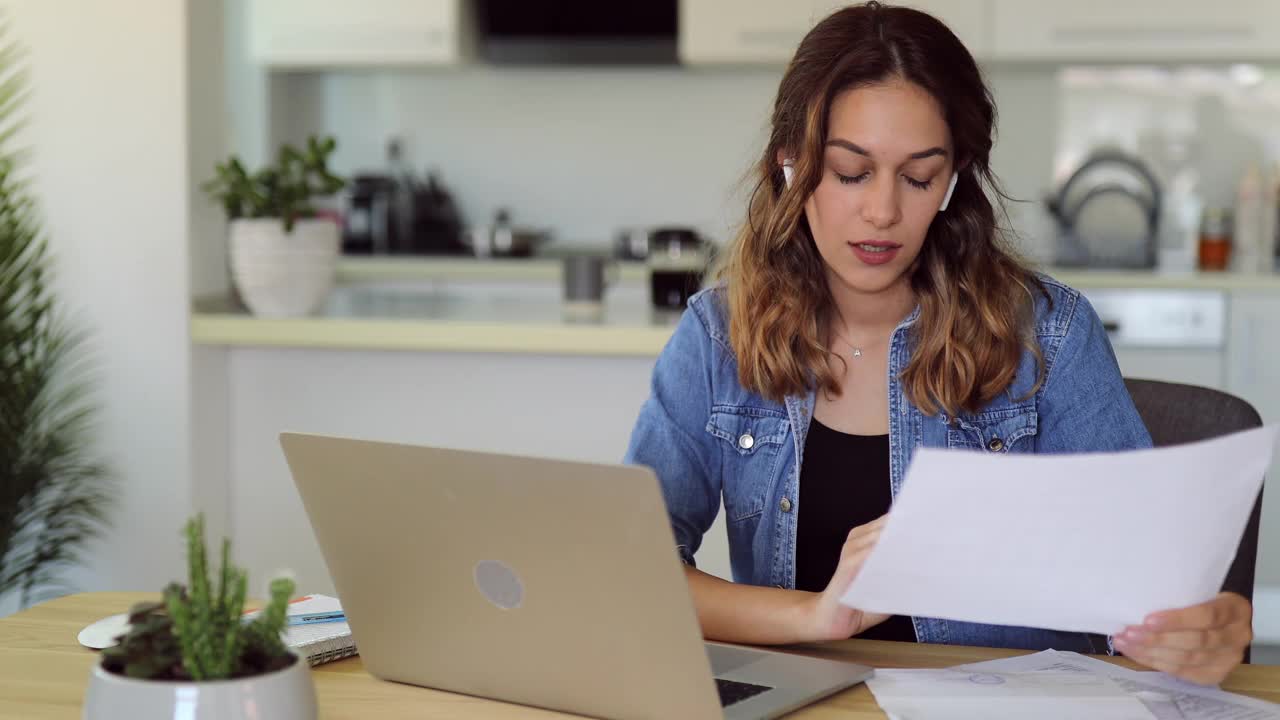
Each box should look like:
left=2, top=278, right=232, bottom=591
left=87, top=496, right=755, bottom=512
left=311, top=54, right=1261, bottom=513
left=280, top=594, right=358, bottom=666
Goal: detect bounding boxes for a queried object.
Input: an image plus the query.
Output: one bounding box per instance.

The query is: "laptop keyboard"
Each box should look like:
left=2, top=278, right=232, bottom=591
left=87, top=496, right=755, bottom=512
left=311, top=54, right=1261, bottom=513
left=716, top=678, right=773, bottom=706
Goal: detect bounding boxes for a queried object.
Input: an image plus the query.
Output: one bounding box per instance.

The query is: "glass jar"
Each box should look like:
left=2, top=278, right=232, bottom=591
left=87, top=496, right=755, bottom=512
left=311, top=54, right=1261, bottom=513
left=1198, top=208, right=1233, bottom=271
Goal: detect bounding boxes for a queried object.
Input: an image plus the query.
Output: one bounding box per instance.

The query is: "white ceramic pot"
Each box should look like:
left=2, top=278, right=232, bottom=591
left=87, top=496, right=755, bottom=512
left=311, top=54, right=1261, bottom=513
left=228, top=217, right=339, bottom=318
left=83, top=656, right=317, bottom=720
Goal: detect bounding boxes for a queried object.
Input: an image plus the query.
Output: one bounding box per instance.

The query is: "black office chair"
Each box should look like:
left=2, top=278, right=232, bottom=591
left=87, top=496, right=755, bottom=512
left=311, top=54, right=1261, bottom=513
left=1124, top=378, right=1265, bottom=663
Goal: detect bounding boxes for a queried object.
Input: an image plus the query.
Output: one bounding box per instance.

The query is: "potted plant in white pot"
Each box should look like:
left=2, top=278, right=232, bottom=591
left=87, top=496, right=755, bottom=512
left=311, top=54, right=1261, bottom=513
left=203, top=136, right=346, bottom=318
left=83, top=515, right=316, bottom=719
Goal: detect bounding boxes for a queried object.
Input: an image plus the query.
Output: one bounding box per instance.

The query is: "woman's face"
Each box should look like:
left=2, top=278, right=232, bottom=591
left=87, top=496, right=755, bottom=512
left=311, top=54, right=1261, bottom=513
left=801, top=79, right=955, bottom=298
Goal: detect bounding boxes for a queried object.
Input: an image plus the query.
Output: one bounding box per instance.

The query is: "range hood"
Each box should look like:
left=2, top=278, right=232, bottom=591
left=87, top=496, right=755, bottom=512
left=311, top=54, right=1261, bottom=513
left=475, top=0, right=678, bottom=65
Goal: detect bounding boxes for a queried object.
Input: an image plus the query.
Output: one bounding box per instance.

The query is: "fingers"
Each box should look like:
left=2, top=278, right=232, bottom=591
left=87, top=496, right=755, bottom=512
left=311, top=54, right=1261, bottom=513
left=855, top=611, right=892, bottom=635
left=1120, top=642, right=1242, bottom=669
left=1115, top=594, right=1253, bottom=686
left=845, top=514, right=888, bottom=544
left=828, top=522, right=885, bottom=592
left=841, top=515, right=888, bottom=556
left=1116, top=640, right=1242, bottom=685
left=836, top=532, right=881, bottom=577
left=841, top=527, right=881, bottom=557
left=1117, top=625, right=1252, bottom=653
left=1139, top=593, right=1250, bottom=633
left=830, top=539, right=877, bottom=587
left=824, top=515, right=890, bottom=599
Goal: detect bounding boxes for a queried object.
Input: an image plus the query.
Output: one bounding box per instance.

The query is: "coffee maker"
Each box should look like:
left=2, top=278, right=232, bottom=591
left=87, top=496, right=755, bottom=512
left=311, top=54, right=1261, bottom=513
left=646, top=227, right=711, bottom=310
left=407, top=172, right=468, bottom=255
left=342, top=138, right=468, bottom=255
left=342, top=174, right=398, bottom=254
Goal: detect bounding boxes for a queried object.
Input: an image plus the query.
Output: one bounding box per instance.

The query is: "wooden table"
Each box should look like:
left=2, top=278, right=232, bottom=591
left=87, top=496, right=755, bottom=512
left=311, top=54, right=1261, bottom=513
left=3, top=593, right=1278, bottom=719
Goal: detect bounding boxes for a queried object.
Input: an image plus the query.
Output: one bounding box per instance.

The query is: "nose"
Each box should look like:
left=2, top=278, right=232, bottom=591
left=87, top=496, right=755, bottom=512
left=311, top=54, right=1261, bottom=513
left=860, top=174, right=902, bottom=229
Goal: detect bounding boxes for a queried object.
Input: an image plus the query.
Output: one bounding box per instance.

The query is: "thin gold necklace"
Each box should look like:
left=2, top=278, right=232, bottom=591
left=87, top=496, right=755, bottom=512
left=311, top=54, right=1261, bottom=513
left=832, top=331, right=870, bottom=359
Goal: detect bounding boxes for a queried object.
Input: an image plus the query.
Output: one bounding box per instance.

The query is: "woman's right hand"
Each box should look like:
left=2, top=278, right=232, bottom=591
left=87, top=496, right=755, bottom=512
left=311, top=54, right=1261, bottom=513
left=800, top=515, right=891, bottom=642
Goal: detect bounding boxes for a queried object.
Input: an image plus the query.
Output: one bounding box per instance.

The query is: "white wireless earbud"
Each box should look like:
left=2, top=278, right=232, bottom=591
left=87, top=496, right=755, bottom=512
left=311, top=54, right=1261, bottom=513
left=939, top=171, right=959, bottom=212
left=782, top=158, right=795, bottom=188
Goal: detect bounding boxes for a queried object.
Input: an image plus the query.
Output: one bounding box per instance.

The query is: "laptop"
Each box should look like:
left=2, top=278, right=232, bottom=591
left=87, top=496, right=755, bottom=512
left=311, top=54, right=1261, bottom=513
left=280, top=432, right=873, bottom=720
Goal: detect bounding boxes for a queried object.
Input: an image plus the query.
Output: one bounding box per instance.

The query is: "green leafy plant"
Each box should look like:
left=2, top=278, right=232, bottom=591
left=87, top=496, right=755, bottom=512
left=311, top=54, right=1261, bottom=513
left=101, top=515, right=297, bottom=680
left=0, top=20, right=112, bottom=609
left=201, top=135, right=345, bottom=232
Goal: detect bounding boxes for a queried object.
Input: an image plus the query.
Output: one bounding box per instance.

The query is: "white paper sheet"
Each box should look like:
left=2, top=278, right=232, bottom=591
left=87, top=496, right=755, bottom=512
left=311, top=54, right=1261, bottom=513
left=955, top=650, right=1280, bottom=720
left=866, top=668, right=1157, bottom=720
left=841, top=425, right=1277, bottom=635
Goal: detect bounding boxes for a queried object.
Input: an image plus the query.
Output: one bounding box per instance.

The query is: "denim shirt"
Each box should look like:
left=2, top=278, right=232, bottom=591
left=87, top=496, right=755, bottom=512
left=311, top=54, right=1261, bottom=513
left=623, top=275, right=1153, bottom=653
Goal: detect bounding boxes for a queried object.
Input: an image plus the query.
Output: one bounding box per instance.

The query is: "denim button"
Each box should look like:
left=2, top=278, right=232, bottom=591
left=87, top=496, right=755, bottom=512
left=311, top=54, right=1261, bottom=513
left=738, top=433, right=755, bottom=450
left=780, top=497, right=792, bottom=513
left=987, top=436, right=1004, bottom=452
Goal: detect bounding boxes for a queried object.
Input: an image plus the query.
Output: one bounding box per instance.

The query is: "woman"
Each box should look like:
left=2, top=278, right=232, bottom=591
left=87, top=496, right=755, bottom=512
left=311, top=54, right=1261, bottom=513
left=623, top=2, right=1251, bottom=685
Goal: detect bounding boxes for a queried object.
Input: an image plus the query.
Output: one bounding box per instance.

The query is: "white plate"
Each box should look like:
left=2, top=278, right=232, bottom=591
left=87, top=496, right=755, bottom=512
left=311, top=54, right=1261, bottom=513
left=78, top=613, right=131, bottom=650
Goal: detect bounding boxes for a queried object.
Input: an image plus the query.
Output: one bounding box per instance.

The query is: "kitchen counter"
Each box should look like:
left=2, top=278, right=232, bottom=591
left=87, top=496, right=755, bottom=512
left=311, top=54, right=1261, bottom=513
left=190, top=260, right=1280, bottom=356
left=336, top=255, right=651, bottom=284
left=332, top=255, right=1280, bottom=291
left=190, top=285, right=684, bottom=356
left=1050, top=267, right=1280, bottom=291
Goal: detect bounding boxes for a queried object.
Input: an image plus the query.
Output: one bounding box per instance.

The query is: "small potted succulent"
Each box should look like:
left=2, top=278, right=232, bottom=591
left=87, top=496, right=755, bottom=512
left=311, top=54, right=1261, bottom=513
left=83, top=515, right=316, bottom=720
left=203, top=135, right=346, bottom=318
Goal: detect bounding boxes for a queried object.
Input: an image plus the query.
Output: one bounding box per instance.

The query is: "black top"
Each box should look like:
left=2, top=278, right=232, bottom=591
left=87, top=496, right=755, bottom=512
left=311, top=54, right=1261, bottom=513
left=795, top=418, right=917, bottom=642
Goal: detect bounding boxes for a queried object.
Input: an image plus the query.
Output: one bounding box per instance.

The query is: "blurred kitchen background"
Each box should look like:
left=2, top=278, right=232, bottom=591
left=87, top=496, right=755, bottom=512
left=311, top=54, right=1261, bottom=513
left=5, top=0, right=1280, bottom=661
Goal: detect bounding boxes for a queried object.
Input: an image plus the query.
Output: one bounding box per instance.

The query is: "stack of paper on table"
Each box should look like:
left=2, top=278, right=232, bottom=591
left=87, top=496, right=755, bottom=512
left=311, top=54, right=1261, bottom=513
left=865, top=649, right=1279, bottom=720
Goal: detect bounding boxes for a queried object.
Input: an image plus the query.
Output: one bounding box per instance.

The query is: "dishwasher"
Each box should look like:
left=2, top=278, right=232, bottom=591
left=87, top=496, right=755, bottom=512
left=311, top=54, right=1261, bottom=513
left=1078, top=288, right=1228, bottom=390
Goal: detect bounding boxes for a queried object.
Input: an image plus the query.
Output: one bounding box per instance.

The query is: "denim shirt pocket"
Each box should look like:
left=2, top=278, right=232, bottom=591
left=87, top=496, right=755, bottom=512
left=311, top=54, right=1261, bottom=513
left=946, top=405, right=1039, bottom=453
left=705, top=405, right=789, bottom=522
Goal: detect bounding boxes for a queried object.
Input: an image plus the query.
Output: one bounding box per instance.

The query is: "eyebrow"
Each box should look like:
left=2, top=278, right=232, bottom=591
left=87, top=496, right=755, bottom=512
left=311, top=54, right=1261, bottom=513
left=826, top=138, right=948, bottom=160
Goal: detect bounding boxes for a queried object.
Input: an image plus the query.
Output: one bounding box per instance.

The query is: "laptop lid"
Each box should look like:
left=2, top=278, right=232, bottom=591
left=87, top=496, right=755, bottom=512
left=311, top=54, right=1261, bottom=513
left=280, top=432, right=725, bottom=720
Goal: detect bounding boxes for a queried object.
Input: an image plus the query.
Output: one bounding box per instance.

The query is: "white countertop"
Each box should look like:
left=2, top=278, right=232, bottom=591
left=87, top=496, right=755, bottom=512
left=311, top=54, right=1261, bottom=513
left=335, top=255, right=651, bottom=284
left=191, top=285, right=684, bottom=356
left=333, top=255, right=1280, bottom=291
left=190, top=258, right=1280, bottom=356
left=1049, top=268, right=1280, bottom=291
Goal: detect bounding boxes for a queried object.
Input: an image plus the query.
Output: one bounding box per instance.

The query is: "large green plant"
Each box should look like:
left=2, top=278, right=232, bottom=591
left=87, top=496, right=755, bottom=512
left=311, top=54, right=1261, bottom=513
left=0, top=23, right=112, bottom=609
left=101, top=514, right=296, bottom=680
left=202, top=135, right=345, bottom=232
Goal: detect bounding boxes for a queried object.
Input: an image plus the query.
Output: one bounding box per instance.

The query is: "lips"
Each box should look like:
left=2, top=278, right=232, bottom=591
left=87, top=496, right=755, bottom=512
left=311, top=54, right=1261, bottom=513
left=848, top=240, right=901, bottom=266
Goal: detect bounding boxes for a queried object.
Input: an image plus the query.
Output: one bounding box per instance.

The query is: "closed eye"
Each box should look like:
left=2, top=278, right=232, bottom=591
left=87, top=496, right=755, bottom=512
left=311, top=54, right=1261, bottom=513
left=836, top=172, right=934, bottom=190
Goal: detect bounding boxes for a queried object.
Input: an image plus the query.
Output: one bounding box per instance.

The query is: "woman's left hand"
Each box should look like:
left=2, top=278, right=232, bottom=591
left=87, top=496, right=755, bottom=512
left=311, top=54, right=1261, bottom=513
left=1113, top=592, right=1253, bottom=685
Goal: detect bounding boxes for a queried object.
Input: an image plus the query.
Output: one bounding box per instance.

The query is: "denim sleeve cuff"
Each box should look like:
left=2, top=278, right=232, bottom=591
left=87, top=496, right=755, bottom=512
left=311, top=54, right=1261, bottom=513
left=676, top=544, right=697, bottom=569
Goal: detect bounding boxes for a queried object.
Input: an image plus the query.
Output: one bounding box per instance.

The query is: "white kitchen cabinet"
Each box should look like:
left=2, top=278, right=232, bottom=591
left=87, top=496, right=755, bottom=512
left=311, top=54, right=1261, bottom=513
left=681, top=1, right=990, bottom=65
left=1225, top=292, right=1280, bottom=601
left=904, top=0, right=990, bottom=57
left=992, top=0, right=1280, bottom=61
left=249, top=0, right=467, bottom=68
left=679, top=0, right=812, bottom=65
left=1227, top=293, right=1280, bottom=424
left=1227, top=292, right=1280, bottom=439
left=1112, top=348, right=1226, bottom=389
left=810, top=0, right=990, bottom=58
left=1081, top=288, right=1228, bottom=389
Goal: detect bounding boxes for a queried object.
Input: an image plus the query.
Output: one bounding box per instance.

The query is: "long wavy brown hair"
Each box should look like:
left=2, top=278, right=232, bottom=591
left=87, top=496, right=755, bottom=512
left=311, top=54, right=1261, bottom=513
left=720, top=1, right=1047, bottom=417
